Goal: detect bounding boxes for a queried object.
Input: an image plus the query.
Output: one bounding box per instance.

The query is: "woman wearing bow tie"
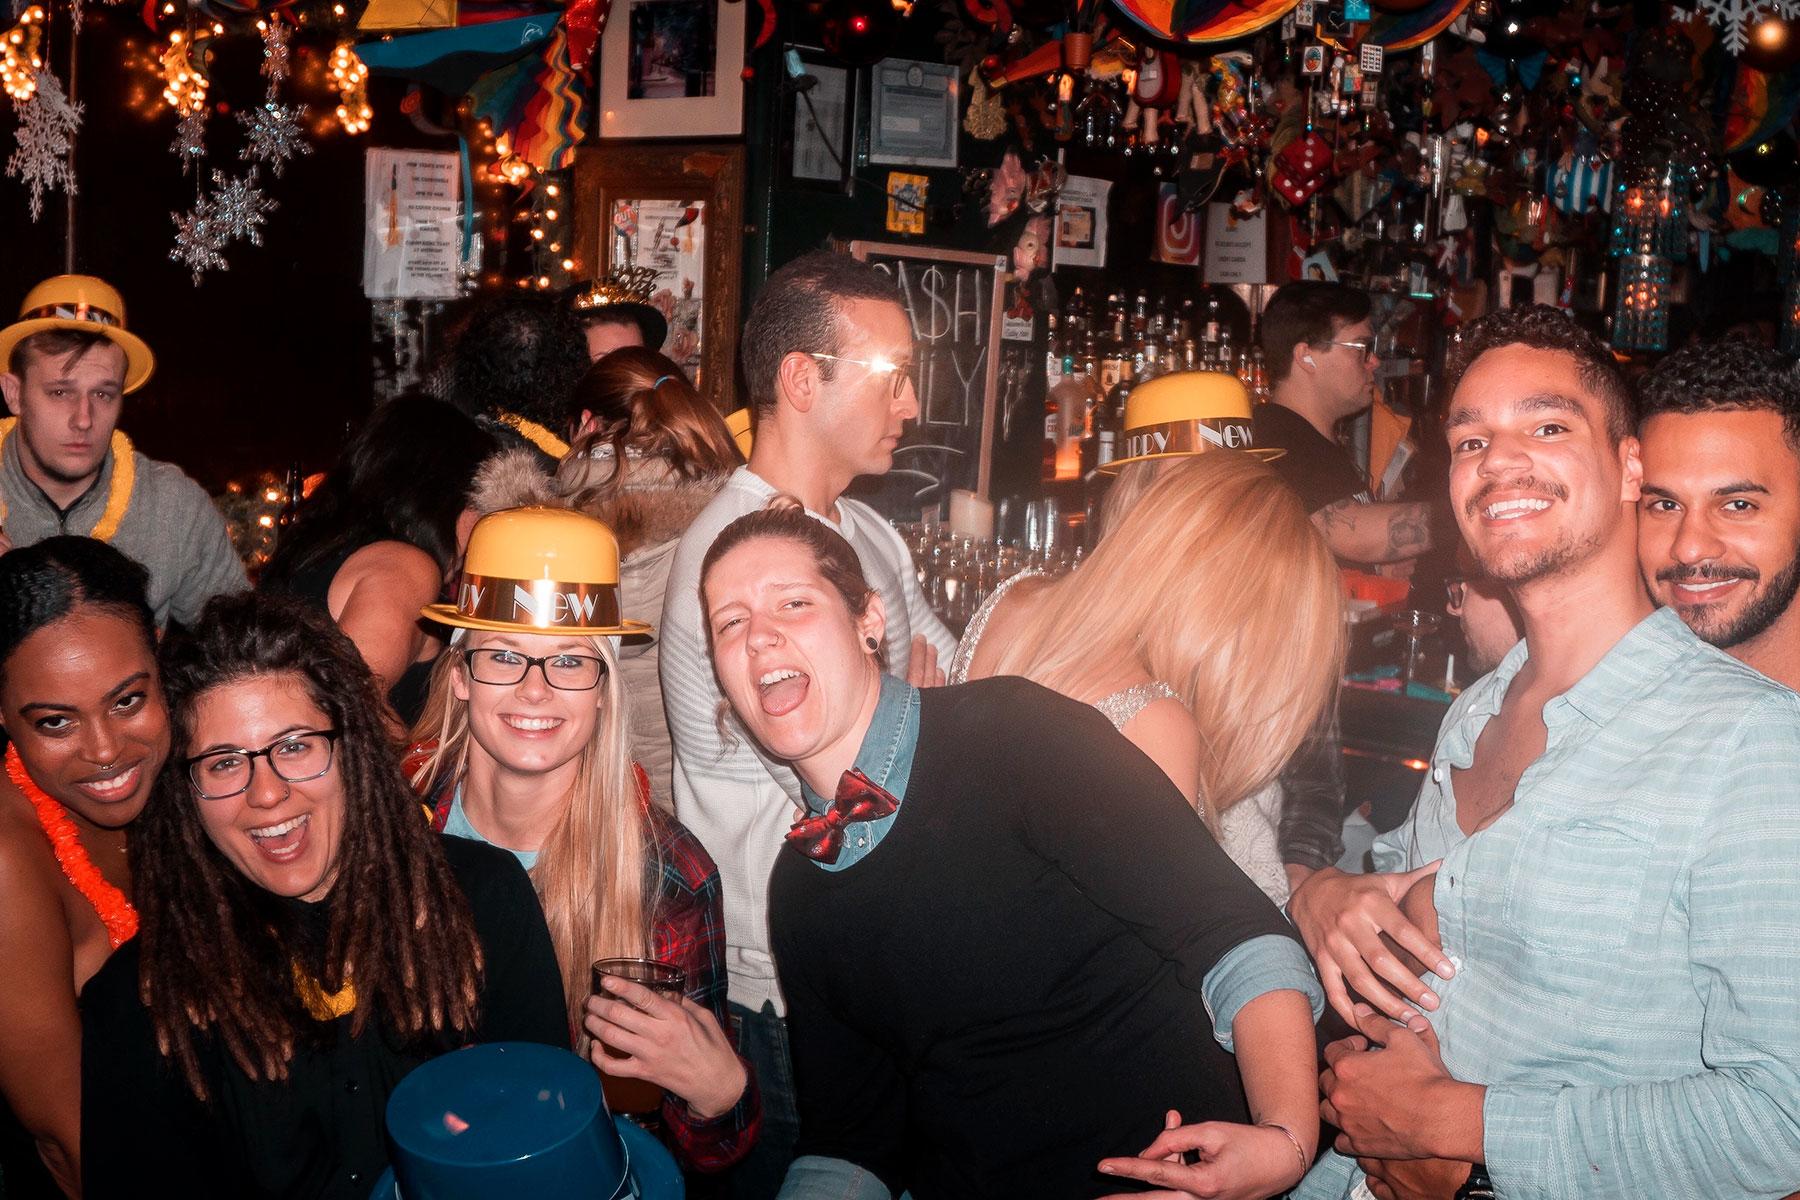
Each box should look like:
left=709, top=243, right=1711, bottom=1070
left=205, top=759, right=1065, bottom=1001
left=701, top=500, right=1326, bottom=1200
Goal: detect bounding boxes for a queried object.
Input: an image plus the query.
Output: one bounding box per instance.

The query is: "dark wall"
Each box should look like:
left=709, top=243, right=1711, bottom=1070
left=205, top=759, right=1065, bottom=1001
left=0, top=13, right=442, bottom=491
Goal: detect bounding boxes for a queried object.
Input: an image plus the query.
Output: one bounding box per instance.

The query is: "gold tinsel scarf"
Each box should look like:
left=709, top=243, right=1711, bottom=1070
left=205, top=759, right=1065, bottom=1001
left=0, top=417, right=136, bottom=540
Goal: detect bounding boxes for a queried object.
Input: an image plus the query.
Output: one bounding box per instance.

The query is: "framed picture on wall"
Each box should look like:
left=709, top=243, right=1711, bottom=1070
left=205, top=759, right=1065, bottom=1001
left=572, top=143, right=746, bottom=411
left=867, top=57, right=959, bottom=168
left=596, top=0, right=746, bottom=138
left=780, top=46, right=854, bottom=193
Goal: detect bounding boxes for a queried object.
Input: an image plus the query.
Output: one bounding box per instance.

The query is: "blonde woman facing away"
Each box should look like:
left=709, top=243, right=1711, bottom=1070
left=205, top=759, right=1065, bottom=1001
left=951, top=451, right=1345, bottom=904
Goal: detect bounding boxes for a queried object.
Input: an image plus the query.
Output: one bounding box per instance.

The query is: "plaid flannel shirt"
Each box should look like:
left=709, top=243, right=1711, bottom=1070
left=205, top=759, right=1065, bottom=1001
left=411, top=745, right=762, bottom=1173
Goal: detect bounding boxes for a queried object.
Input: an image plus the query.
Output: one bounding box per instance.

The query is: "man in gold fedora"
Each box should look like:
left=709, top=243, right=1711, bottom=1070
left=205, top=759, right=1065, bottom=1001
left=0, top=275, right=246, bottom=626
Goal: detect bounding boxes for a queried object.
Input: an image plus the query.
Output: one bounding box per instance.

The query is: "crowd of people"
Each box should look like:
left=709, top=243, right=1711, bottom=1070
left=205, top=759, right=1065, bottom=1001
left=0, top=254, right=1796, bottom=1200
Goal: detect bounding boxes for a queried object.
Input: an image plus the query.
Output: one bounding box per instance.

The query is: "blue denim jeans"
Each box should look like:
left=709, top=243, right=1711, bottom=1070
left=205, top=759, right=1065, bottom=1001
left=725, top=1001, right=800, bottom=1200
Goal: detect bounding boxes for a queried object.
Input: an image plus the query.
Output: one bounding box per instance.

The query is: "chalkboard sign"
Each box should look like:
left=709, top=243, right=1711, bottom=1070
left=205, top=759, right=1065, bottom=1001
left=848, top=240, right=1009, bottom=518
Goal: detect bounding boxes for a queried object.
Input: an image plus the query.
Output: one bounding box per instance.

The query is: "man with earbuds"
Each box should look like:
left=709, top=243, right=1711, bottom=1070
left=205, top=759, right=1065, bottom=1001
left=1254, top=281, right=1432, bottom=567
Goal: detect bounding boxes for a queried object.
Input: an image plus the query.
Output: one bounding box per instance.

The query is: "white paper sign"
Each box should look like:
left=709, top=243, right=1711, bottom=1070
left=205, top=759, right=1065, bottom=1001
left=1053, top=174, right=1111, bottom=269
left=1203, top=203, right=1268, bottom=285
left=362, top=148, right=463, bottom=300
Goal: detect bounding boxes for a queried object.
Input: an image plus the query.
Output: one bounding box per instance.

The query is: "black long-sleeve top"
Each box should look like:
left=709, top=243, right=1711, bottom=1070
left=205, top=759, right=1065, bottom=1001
left=771, top=677, right=1301, bottom=1200
left=80, top=835, right=568, bottom=1200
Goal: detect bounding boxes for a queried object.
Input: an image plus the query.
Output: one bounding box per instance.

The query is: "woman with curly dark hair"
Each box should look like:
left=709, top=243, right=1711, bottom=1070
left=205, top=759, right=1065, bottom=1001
left=79, top=591, right=567, bottom=1199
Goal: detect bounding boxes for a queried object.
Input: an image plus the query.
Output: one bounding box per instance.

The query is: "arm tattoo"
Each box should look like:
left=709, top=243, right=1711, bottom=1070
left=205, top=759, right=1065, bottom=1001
left=1385, top=503, right=1432, bottom=557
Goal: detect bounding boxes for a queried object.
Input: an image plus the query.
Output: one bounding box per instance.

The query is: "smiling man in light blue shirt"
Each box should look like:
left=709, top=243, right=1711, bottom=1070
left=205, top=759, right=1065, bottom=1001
left=1292, top=309, right=1800, bottom=1200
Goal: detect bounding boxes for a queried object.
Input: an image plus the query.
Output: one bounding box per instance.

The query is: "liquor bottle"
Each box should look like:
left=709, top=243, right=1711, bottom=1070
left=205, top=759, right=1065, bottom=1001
left=1216, top=327, right=1234, bottom=375
left=1100, top=300, right=1130, bottom=394
left=1047, top=359, right=1093, bottom=482
left=1130, top=290, right=1150, bottom=339
left=1249, top=344, right=1270, bottom=402
left=1084, top=354, right=1131, bottom=478
left=1043, top=355, right=1074, bottom=482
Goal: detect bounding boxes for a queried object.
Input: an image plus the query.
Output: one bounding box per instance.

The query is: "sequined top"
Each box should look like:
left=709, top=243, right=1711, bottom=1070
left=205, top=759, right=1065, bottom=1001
left=947, top=569, right=1045, bottom=685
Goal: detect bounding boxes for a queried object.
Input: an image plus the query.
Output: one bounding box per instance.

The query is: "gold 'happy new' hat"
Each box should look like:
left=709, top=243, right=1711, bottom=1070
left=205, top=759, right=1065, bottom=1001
left=0, top=275, right=155, bottom=393
left=423, top=506, right=652, bottom=636
left=1101, top=370, right=1285, bottom=472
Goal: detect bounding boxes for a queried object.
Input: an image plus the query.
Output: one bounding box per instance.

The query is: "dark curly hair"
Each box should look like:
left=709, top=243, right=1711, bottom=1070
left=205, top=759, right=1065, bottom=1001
left=1636, top=338, right=1800, bottom=447
left=262, top=394, right=499, bottom=586
left=741, top=250, right=902, bottom=416
left=1446, top=305, right=1633, bottom=443
left=135, top=591, right=484, bottom=1099
left=0, top=537, right=153, bottom=682
left=444, top=293, right=590, bottom=428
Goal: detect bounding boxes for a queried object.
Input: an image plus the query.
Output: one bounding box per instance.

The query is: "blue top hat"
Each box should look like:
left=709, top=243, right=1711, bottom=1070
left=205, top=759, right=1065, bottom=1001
left=381, top=1042, right=683, bottom=1200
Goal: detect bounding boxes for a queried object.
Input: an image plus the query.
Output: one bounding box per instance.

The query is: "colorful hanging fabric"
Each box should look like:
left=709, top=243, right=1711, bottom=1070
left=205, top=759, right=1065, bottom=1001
left=1725, top=62, right=1800, bottom=155
left=1112, top=0, right=1296, bottom=44
left=469, top=20, right=586, bottom=171
left=1363, top=0, right=1471, bottom=51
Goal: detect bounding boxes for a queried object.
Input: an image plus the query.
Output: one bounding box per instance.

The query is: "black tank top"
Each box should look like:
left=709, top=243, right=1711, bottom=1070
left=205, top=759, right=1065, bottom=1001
left=267, top=544, right=439, bottom=726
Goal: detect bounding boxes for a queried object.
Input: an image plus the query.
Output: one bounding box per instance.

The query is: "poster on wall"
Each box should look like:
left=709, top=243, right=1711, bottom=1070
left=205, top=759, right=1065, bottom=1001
left=1053, top=174, right=1110, bottom=269
left=611, top=198, right=707, bottom=384
left=885, top=172, right=928, bottom=235
left=361, top=148, right=463, bottom=299
left=1203, top=202, right=1268, bottom=284
left=868, top=58, right=960, bottom=168
left=1154, top=183, right=1202, bottom=266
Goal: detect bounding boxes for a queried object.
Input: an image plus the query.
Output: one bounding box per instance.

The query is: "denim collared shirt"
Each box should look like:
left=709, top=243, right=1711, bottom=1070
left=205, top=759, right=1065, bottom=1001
left=1300, top=606, right=1800, bottom=1200
left=781, top=678, right=1325, bottom=1200
left=797, top=674, right=917, bottom=871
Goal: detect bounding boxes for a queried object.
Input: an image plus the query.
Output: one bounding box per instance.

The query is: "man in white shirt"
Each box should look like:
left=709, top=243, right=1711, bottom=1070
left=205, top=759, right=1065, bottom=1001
left=660, top=250, right=956, bottom=1199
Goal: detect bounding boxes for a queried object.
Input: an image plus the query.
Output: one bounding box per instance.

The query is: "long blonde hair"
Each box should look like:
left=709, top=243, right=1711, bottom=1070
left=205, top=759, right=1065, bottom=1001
left=987, top=453, right=1345, bottom=827
left=410, top=630, right=654, bottom=1039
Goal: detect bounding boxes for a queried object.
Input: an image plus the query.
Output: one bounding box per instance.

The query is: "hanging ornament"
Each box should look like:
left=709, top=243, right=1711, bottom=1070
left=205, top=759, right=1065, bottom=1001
left=328, top=39, right=371, bottom=134
left=170, top=204, right=228, bottom=283
left=258, top=18, right=291, bottom=85
left=161, top=30, right=209, bottom=115
left=238, top=98, right=309, bottom=175
left=171, top=106, right=206, bottom=172
left=1, top=6, right=46, bottom=102
left=1697, top=0, right=1799, bottom=55
left=6, top=67, right=81, bottom=220
left=206, top=168, right=275, bottom=246
left=1741, top=11, right=1800, bottom=70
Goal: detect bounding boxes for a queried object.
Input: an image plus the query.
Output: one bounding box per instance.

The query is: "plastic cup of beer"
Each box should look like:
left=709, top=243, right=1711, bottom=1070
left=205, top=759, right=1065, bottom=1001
left=590, top=957, right=687, bottom=1115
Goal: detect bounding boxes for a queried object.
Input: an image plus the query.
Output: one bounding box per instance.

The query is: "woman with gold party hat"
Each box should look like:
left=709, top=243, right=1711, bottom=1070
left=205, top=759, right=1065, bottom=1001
left=407, top=504, right=759, bottom=1175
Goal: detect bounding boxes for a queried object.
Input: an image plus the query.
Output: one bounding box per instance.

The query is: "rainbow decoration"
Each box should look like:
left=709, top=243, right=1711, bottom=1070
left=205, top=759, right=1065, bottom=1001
left=1725, top=62, right=1800, bottom=155
left=469, top=21, right=586, bottom=171
left=1363, top=0, right=1471, bottom=51
left=1111, top=0, right=1298, bottom=44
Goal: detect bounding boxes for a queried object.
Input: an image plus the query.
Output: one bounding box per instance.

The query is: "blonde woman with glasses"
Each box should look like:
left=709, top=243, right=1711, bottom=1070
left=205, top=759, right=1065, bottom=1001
left=407, top=506, right=759, bottom=1176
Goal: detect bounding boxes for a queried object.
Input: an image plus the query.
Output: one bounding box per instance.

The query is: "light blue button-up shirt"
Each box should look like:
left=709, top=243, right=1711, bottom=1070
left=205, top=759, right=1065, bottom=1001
left=1300, top=606, right=1800, bottom=1200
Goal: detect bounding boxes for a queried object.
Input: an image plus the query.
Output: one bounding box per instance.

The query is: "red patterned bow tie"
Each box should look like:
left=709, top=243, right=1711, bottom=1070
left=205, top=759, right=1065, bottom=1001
left=785, top=769, right=899, bottom=864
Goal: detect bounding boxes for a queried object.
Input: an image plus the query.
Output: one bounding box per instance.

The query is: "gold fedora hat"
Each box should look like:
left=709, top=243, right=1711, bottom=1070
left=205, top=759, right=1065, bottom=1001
left=0, top=275, right=155, bottom=393
left=423, top=506, right=653, bottom=636
left=1101, top=370, right=1285, bottom=472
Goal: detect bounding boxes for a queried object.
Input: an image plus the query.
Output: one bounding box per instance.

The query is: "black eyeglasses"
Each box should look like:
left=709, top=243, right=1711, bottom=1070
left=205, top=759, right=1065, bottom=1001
left=463, top=648, right=607, bottom=691
left=1328, top=339, right=1377, bottom=360
left=187, top=729, right=341, bottom=800
left=806, top=352, right=917, bottom=400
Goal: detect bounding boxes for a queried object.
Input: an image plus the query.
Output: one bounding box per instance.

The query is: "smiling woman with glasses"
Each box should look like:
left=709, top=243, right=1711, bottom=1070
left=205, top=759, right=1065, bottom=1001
left=79, top=591, right=568, bottom=1197
left=406, top=505, right=760, bottom=1175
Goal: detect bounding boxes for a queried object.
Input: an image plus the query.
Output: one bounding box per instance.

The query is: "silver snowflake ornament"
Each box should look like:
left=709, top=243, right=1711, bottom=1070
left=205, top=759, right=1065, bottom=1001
left=207, top=168, right=276, bottom=246
left=261, top=20, right=292, bottom=84
left=171, top=205, right=228, bottom=284
left=1697, top=0, right=1799, bottom=53
left=238, top=97, right=309, bottom=176
left=172, top=108, right=206, bottom=174
left=6, top=68, right=82, bottom=221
